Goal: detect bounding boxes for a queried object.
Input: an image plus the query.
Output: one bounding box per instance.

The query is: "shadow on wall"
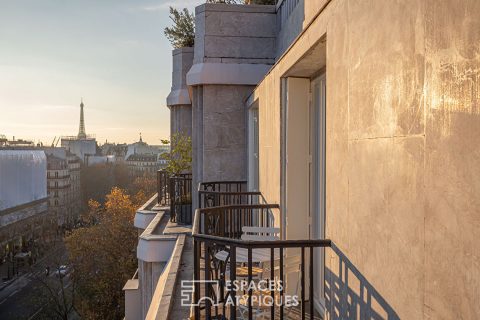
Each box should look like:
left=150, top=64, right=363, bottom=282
left=325, top=243, right=400, bottom=320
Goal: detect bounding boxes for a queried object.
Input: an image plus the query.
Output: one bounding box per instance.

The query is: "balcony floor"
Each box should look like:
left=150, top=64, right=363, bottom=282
left=168, top=221, right=194, bottom=320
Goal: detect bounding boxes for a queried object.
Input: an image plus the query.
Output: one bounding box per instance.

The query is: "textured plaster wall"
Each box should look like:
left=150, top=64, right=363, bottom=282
left=303, top=0, right=330, bottom=29
left=194, top=3, right=276, bottom=65
left=424, top=1, right=480, bottom=318
left=202, top=85, right=252, bottom=182
left=253, top=0, right=480, bottom=318
left=252, top=74, right=282, bottom=206
left=170, top=105, right=192, bottom=137
left=171, top=48, right=194, bottom=91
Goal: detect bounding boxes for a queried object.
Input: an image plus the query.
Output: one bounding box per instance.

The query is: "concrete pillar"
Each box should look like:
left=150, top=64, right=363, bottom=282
left=166, top=47, right=194, bottom=138
left=187, top=3, right=277, bottom=210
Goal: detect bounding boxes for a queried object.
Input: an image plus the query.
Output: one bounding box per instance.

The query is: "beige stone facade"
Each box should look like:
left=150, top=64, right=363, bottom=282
left=249, top=0, right=480, bottom=319
left=126, top=154, right=160, bottom=178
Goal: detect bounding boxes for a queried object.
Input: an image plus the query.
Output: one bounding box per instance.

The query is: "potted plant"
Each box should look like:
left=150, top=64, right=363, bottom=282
left=161, top=133, right=192, bottom=224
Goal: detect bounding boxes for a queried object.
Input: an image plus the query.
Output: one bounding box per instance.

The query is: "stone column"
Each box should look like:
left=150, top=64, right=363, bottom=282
left=187, top=3, right=277, bottom=210
left=166, top=47, right=194, bottom=138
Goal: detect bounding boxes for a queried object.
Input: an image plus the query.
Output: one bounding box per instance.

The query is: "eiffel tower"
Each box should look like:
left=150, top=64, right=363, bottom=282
left=78, top=98, right=87, bottom=139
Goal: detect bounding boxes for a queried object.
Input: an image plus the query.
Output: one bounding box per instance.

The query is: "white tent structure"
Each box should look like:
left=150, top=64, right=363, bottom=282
left=0, top=150, right=47, bottom=211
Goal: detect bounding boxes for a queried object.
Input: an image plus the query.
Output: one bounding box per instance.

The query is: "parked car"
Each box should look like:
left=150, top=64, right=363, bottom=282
left=54, top=265, right=68, bottom=278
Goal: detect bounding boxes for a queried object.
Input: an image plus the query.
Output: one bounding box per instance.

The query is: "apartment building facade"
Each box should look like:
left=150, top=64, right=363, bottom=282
left=126, top=154, right=165, bottom=178
left=66, top=151, right=81, bottom=216
left=47, top=154, right=71, bottom=227
left=44, top=147, right=82, bottom=227
left=127, top=1, right=479, bottom=319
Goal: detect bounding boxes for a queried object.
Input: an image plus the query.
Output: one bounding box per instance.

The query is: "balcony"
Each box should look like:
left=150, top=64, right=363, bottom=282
left=157, top=170, right=193, bottom=225
left=170, top=173, right=193, bottom=224
left=48, top=184, right=71, bottom=190
left=47, top=174, right=71, bottom=179
left=192, top=182, right=332, bottom=320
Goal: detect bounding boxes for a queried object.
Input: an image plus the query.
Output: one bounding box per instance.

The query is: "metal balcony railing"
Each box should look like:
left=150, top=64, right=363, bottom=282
left=192, top=202, right=332, bottom=320
left=157, top=170, right=193, bottom=224
left=47, top=174, right=71, bottom=179
left=276, top=0, right=300, bottom=31
left=48, top=184, right=71, bottom=190
left=198, top=181, right=264, bottom=208
left=157, top=169, right=171, bottom=206
left=170, top=173, right=193, bottom=224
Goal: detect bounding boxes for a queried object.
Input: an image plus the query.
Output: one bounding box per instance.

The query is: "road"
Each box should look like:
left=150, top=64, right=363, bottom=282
left=0, top=268, right=51, bottom=319
left=0, top=245, right=70, bottom=320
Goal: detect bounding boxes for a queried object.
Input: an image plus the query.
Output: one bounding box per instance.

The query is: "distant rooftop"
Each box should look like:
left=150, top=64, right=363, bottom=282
left=0, top=137, right=35, bottom=147
left=126, top=154, right=158, bottom=162
left=61, top=135, right=96, bottom=141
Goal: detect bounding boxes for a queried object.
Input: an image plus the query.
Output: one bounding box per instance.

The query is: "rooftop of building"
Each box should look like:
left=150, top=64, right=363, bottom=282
left=126, top=154, right=158, bottom=162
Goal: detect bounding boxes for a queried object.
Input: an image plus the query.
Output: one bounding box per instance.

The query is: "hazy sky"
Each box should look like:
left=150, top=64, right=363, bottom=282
left=0, top=0, right=203, bottom=145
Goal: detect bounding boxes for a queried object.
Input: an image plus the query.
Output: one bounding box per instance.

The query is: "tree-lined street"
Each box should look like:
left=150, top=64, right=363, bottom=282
left=0, top=243, right=70, bottom=320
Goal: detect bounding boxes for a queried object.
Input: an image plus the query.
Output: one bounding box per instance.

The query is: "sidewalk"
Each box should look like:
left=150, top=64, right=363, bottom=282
left=0, top=260, right=31, bottom=292
left=0, top=242, right=65, bottom=294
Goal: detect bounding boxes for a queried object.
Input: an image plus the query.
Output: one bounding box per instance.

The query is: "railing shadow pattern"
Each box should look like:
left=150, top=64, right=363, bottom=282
left=193, top=181, right=400, bottom=320
left=325, top=243, right=400, bottom=320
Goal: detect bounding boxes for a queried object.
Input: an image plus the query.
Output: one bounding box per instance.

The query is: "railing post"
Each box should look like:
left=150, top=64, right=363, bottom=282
left=248, top=247, right=253, bottom=320
left=309, top=246, right=314, bottom=320
left=194, top=239, right=200, bottom=320
left=270, top=247, right=275, bottom=320
left=169, top=176, right=174, bottom=222
left=157, top=170, right=160, bottom=204
left=230, top=246, right=237, bottom=320
left=205, top=242, right=211, bottom=320
left=301, top=247, right=305, bottom=320
left=280, top=247, right=284, bottom=320
left=198, top=190, right=202, bottom=210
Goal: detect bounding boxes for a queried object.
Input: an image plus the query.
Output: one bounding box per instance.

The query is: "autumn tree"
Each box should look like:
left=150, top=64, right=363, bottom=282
left=79, top=199, right=102, bottom=227
left=132, top=175, right=157, bottom=198
left=66, top=188, right=138, bottom=320
left=80, top=163, right=115, bottom=206
left=113, top=162, right=131, bottom=190
left=30, top=263, right=77, bottom=320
